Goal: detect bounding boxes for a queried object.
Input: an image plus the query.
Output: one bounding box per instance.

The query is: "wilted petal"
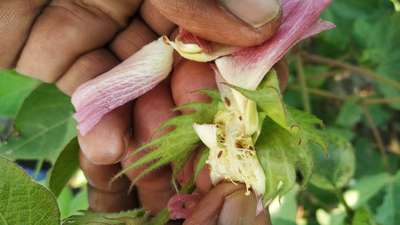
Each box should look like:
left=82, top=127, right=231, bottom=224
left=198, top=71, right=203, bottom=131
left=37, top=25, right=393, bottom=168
left=165, top=29, right=238, bottom=62
left=167, top=193, right=201, bottom=220
left=72, top=38, right=174, bottom=135
left=215, top=0, right=334, bottom=90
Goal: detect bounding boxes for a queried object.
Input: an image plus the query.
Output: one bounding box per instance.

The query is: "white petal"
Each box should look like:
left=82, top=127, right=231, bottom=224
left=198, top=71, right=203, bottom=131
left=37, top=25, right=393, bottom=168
left=192, top=124, right=218, bottom=150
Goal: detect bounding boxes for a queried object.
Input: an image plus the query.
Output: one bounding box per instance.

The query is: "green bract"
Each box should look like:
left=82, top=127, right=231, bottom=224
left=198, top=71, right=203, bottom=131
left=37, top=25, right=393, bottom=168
left=115, top=90, right=220, bottom=183
left=230, top=71, right=327, bottom=202
left=191, top=70, right=327, bottom=203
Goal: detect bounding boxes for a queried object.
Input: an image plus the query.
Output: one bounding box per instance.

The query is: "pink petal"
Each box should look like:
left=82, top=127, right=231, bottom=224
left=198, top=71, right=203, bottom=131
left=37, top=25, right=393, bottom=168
left=71, top=38, right=174, bottom=135
left=215, top=0, right=334, bottom=90
left=167, top=193, right=201, bottom=220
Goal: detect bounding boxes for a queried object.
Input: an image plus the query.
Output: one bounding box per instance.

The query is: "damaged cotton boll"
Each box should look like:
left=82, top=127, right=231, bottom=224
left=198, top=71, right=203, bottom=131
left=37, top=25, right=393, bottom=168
left=193, top=89, right=265, bottom=196
left=71, top=37, right=174, bottom=135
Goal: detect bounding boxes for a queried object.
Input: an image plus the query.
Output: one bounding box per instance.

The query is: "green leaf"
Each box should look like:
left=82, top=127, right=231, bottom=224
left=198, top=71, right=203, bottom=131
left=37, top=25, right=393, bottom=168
left=0, top=117, right=13, bottom=142
left=229, top=70, right=289, bottom=130
left=316, top=207, right=346, bottom=225
left=376, top=171, right=400, bottom=225
left=147, top=209, right=170, bottom=225
left=353, top=138, right=387, bottom=177
left=352, top=206, right=376, bottom=225
left=310, top=131, right=355, bottom=191
left=345, top=173, right=391, bottom=208
left=270, top=187, right=298, bottom=224
left=62, top=208, right=148, bottom=225
left=116, top=90, right=220, bottom=183
left=0, top=84, right=76, bottom=162
left=57, top=187, right=89, bottom=219
left=391, top=0, right=400, bottom=11
left=67, top=188, right=89, bottom=218
left=49, top=138, right=80, bottom=197
left=58, top=188, right=75, bottom=219
left=335, top=99, right=363, bottom=128
left=354, top=13, right=400, bottom=110
left=271, top=219, right=296, bottom=225
left=194, top=148, right=209, bottom=180
left=0, top=70, right=41, bottom=118
left=256, top=117, right=313, bottom=203
left=287, top=107, right=327, bottom=151
left=0, top=156, right=60, bottom=225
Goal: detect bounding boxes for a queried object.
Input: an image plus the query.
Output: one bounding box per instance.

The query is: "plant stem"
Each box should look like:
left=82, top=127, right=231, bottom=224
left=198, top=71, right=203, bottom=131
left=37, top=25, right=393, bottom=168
left=301, top=52, right=400, bottom=91
left=289, top=85, right=400, bottom=106
left=363, top=97, right=400, bottom=105
left=288, top=85, right=346, bottom=101
left=361, top=104, right=390, bottom=171
left=296, top=55, right=312, bottom=112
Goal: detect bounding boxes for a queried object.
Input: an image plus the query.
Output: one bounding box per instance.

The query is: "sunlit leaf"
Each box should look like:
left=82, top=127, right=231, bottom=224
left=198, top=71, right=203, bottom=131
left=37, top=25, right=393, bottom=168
left=0, top=156, right=60, bottom=225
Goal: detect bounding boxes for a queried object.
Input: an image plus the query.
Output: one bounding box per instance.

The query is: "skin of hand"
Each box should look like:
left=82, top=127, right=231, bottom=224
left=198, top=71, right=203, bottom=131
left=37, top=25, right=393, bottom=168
left=0, top=0, right=284, bottom=223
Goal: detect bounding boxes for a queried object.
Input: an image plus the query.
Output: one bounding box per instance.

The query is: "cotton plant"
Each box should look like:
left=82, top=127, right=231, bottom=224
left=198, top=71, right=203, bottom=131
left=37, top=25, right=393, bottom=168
left=71, top=0, right=334, bottom=216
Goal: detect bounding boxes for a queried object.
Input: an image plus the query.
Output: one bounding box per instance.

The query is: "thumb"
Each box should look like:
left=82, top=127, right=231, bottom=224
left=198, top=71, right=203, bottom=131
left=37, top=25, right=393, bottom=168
left=150, top=0, right=281, bottom=47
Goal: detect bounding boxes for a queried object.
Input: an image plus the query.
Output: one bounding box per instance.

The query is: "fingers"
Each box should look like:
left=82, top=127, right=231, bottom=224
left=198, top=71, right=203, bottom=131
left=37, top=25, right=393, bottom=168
left=254, top=210, right=272, bottom=225
left=150, top=0, right=281, bottom=47
left=183, top=183, right=244, bottom=225
left=170, top=60, right=216, bottom=189
left=56, top=49, right=119, bottom=95
left=81, top=152, right=134, bottom=212
left=110, top=18, right=157, bottom=61
left=0, top=0, right=47, bottom=68
left=133, top=80, right=178, bottom=142
left=88, top=185, right=136, bottom=212
left=78, top=104, right=131, bottom=165
left=193, top=151, right=213, bottom=194
left=171, top=60, right=217, bottom=110
left=122, top=140, right=174, bottom=214
left=16, top=0, right=141, bottom=82
left=140, top=0, right=176, bottom=35
left=218, top=189, right=257, bottom=225
left=122, top=81, right=177, bottom=214
left=80, top=152, right=129, bottom=192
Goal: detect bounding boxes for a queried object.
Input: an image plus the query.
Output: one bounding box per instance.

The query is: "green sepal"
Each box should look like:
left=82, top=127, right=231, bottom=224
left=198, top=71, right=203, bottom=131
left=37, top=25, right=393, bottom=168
left=113, top=90, right=220, bottom=185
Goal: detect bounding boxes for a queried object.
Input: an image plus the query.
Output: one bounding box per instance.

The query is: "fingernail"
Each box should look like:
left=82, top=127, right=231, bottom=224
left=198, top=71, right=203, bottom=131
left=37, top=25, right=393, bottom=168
left=219, top=0, right=280, bottom=28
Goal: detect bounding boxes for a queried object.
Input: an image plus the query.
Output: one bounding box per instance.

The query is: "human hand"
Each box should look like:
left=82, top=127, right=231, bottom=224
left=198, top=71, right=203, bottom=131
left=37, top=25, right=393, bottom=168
left=0, top=0, right=283, bottom=222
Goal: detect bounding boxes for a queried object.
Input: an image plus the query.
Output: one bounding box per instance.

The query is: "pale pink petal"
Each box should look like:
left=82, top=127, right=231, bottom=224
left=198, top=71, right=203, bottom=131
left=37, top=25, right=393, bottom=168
left=167, top=193, right=201, bottom=220
left=71, top=38, right=174, bottom=135
left=215, top=0, right=334, bottom=90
